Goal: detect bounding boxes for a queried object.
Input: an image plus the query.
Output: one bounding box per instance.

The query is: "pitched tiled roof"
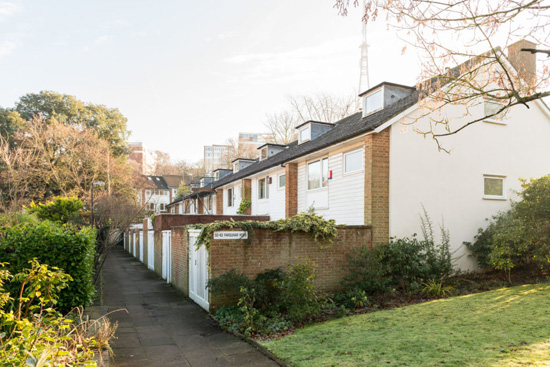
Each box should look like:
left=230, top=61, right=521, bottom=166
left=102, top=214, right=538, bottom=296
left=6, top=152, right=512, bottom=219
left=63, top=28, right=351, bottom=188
left=211, top=90, right=420, bottom=189
left=144, top=175, right=170, bottom=190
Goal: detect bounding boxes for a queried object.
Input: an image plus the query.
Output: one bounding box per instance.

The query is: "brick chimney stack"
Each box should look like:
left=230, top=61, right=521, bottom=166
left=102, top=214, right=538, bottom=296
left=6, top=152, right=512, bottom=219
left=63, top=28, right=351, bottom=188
left=507, top=39, right=537, bottom=87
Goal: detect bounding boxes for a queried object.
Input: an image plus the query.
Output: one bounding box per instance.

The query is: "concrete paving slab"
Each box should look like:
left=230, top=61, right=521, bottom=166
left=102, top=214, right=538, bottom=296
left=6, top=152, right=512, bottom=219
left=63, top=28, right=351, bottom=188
left=102, top=245, right=279, bottom=367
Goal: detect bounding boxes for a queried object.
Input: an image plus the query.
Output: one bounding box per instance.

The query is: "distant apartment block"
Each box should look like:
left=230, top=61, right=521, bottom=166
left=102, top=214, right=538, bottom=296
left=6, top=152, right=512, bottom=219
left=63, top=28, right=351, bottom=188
left=128, top=142, right=155, bottom=175
left=238, top=132, right=268, bottom=148
left=204, top=144, right=230, bottom=174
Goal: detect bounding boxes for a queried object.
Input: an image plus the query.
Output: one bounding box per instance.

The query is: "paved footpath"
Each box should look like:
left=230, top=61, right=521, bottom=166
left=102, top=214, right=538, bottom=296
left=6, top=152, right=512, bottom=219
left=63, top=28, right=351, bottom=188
left=96, top=245, right=279, bottom=367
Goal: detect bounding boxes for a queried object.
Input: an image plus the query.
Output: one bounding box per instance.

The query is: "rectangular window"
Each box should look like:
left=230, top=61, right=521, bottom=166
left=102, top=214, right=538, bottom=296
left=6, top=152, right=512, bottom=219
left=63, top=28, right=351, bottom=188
left=278, top=174, right=286, bottom=189
left=258, top=178, right=269, bottom=199
left=483, top=175, right=505, bottom=199
left=227, top=188, right=233, bottom=207
left=308, top=158, right=328, bottom=190
left=299, top=126, right=311, bottom=143
left=364, top=89, right=383, bottom=115
left=159, top=203, right=166, bottom=212
left=233, top=162, right=239, bottom=172
left=344, top=149, right=363, bottom=174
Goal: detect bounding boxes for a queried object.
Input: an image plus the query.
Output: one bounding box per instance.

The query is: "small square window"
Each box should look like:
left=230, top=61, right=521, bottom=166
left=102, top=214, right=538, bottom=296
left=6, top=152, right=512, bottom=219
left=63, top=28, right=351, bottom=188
left=483, top=176, right=506, bottom=199
left=484, top=101, right=506, bottom=123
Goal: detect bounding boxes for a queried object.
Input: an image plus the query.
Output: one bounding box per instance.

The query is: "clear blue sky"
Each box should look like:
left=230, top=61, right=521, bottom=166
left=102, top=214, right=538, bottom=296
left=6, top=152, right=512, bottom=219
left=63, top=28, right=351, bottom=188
left=0, top=0, right=419, bottom=162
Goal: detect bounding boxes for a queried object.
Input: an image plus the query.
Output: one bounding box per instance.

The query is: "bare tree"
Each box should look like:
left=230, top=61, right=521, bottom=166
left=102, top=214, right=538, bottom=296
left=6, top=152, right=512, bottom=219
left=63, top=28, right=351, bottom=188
left=222, top=137, right=258, bottom=165
left=264, top=92, right=356, bottom=145
left=93, top=194, right=145, bottom=284
left=334, top=0, right=550, bottom=147
left=151, top=150, right=183, bottom=176
left=0, top=135, right=36, bottom=211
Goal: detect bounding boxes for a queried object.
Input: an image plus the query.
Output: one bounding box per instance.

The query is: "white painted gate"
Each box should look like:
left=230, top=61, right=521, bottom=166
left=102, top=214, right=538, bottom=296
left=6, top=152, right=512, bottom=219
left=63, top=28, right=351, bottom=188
left=161, top=230, right=172, bottom=283
left=188, top=229, right=209, bottom=311
left=147, top=230, right=155, bottom=271
left=132, top=233, right=137, bottom=257
left=139, top=231, right=144, bottom=262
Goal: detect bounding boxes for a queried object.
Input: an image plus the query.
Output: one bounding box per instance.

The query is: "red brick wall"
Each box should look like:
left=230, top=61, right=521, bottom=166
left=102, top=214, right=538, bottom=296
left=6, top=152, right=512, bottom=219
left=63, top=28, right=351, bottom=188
left=208, top=226, right=372, bottom=309
left=170, top=227, right=189, bottom=296
left=364, top=130, right=390, bottom=246
left=285, top=163, right=298, bottom=218
left=216, top=189, right=224, bottom=214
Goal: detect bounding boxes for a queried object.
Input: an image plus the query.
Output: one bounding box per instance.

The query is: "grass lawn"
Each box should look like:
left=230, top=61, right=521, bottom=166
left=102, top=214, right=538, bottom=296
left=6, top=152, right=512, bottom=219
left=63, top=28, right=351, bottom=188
left=261, top=283, right=550, bottom=366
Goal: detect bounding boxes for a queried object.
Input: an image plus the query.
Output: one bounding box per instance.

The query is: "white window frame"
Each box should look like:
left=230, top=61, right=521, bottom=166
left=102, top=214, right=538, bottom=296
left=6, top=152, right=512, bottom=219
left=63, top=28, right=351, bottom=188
left=363, top=88, right=384, bottom=116
left=159, top=203, right=166, bottom=212
left=483, top=175, right=506, bottom=200
left=344, top=149, right=364, bottom=175
left=307, top=157, right=329, bottom=191
left=278, top=173, right=286, bottom=190
left=233, top=162, right=239, bottom=172
left=227, top=188, right=234, bottom=207
left=260, top=147, right=268, bottom=161
left=258, top=177, right=269, bottom=200
left=298, top=126, right=311, bottom=144
left=484, top=100, right=507, bottom=125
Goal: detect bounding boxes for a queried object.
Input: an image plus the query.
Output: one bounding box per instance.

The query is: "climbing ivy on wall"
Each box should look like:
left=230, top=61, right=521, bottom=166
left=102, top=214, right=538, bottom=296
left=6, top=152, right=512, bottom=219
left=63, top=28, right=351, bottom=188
left=189, top=210, right=338, bottom=251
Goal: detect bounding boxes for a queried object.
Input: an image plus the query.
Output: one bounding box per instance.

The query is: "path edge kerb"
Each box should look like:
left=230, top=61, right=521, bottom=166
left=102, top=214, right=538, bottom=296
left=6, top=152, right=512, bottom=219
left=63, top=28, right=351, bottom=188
left=207, top=314, right=291, bottom=367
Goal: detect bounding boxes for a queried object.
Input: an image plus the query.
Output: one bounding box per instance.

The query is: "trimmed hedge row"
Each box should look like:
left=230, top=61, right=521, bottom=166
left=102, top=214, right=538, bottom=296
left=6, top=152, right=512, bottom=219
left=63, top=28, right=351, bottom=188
left=0, top=222, right=96, bottom=312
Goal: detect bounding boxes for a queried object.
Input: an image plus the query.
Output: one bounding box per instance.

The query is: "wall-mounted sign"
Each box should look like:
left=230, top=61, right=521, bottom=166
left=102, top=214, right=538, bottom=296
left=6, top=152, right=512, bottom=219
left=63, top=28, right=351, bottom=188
left=213, top=231, right=249, bottom=240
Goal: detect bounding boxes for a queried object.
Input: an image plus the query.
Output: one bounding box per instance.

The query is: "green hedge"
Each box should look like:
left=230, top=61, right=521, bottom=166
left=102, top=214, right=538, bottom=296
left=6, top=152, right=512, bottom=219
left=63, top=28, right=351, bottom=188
left=0, top=222, right=96, bottom=312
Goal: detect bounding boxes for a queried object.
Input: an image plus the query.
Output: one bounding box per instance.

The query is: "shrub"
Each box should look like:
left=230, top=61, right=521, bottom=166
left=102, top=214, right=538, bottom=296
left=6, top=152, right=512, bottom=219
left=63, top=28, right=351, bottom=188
left=343, top=245, right=392, bottom=294
left=210, top=262, right=322, bottom=336
left=466, top=175, right=550, bottom=276
left=25, top=196, right=84, bottom=225
left=0, top=222, right=96, bottom=311
left=332, top=288, right=369, bottom=309
left=343, top=210, right=454, bottom=295
left=0, top=261, right=115, bottom=365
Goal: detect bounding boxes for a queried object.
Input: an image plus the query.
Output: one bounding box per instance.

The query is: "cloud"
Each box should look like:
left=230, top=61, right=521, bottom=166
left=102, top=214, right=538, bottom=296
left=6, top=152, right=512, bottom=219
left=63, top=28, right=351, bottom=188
left=0, top=40, right=15, bottom=56
left=222, top=37, right=358, bottom=83
left=94, top=35, right=111, bottom=45
left=101, top=19, right=131, bottom=32
left=0, top=1, right=19, bottom=21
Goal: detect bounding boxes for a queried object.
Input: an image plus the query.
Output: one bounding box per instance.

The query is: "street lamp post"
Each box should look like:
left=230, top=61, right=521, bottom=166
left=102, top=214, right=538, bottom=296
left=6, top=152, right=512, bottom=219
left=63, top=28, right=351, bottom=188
left=91, top=181, right=105, bottom=227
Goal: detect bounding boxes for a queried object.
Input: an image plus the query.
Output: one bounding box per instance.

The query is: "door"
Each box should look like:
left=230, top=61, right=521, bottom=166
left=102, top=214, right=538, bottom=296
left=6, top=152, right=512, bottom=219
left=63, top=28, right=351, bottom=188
left=188, top=229, right=209, bottom=311
left=133, top=233, right=137, bottom=257
left=139, top=231, right=144, bottom=262
left=147, top=230, right=155, bottom=271
left=161, top=230, right=172, bottom=283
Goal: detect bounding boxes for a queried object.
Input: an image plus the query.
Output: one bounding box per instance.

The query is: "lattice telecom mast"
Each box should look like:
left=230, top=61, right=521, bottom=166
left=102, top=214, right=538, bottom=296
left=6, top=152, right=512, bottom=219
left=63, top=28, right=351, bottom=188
left=358, top=0, right=370, bottom=96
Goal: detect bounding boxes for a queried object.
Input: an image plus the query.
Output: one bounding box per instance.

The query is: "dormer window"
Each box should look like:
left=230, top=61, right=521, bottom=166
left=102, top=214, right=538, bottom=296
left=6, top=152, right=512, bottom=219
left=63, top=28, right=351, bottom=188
left=363, top=89, right=383, bottom=115
left=299, top=126, right=311, bottom=144
left=214, top=171, right=220, bottom=180
left=259, top=147, right=268, bottom=161
left=233, top=162, right=239, bottom=172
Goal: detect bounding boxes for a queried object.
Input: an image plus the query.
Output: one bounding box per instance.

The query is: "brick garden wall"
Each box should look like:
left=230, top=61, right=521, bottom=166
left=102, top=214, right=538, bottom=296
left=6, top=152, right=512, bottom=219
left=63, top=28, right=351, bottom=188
left=170, top=227, right=189, bottom=296
left=208, top=226, right=372, bottom=309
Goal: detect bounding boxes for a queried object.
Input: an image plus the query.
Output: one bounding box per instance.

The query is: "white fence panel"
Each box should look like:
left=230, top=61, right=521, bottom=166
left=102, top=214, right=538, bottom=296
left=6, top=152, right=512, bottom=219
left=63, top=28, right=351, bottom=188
left=139, top=231, right=144, bottom=262
left=147, top=231, right=155, bottom=271
left=161, top=230, right=172, bottom=283
left=188, top=229, right=209, bottom=311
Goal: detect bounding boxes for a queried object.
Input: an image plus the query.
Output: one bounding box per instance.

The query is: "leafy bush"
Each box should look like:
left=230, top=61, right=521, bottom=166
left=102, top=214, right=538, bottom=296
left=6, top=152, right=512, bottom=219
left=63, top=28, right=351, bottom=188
left=0, top=261, right=116, bottom=365
left=0, top=222, right=96, bottom=311
left=466, top=175, right=550, bottom=276
left=343, top=210, right=454, bottom=295
left=0, top=212, right=40, bottom=227
left=194, top=209, right=338, bottom=250
left=421, top=279, right=455, bottom=298
left=210, top=262, right=322, bottom=336
left=332, top=288, right=369, bottom=309
left=25, top=196, right=84, bottom=224
left=237, top=198, right=251, bottom=214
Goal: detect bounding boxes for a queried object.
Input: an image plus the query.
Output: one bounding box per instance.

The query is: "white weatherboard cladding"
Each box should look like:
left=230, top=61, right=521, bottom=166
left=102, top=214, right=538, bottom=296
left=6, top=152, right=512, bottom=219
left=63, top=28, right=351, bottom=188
left=251, top=168, right=286, bottom=220
left=389, top=101, right=550, bottom=270
left=297, top=147, right=365, bottom=225
left=223, top=184, right=241, bottom=215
